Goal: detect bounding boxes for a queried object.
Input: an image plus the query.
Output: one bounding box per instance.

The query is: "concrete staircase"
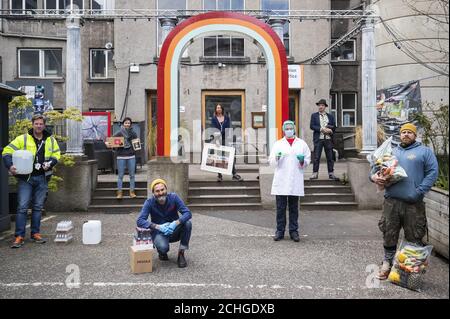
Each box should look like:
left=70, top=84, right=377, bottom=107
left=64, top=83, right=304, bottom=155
left=188, top=165, right=263, bottom=210
left=88, top=181, right=147, bottom=213
left=301, top=179, right=358, bottom=211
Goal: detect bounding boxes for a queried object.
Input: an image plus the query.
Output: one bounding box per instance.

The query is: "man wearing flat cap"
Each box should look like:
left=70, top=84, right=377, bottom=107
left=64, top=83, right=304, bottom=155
left=370, top=123, right=438, bottom=280
left=137, top=179, right=192, bottom=268
left=309, top=99, right=338, bottom=180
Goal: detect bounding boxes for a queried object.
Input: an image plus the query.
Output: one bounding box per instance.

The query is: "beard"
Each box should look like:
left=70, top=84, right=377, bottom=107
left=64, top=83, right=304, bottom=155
left=156, top=194, right=167, bottom=204
left=400, top=137, right=415, bottom=147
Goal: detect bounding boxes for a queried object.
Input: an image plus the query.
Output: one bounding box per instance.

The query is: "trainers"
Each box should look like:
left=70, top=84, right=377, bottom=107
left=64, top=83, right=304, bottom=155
left=11, top=236, right=24, bottom=248
left=290, top=232, right=300, bottom=242
left=158, top=252, right=169, bottom=261
left=129, top=190, right=137, bottom=198
left=309, top=172, right=318, bottom=180
left=328, top=173, right=340, bottom=181
left=376, top=260, right=392, bottom=280
left=232, top=174, right=243, bottom=181
left=177, top=250, right=187, bottom=268
left=217, top=174, right=223, bottom=182
left=116, top=190, right=123, bottom=199
left=31, top=233, right=46, bottom=244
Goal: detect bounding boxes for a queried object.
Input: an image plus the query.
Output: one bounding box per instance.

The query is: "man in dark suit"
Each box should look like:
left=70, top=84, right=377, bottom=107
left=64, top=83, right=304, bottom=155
left=309, top=99, right=339, bottom=180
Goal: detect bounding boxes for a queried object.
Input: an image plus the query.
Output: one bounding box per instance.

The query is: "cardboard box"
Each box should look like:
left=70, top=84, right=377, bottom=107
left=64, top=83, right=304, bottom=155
left=130, top=245, right=153, bottom=274
left=106, top=136, right=124, bottom=148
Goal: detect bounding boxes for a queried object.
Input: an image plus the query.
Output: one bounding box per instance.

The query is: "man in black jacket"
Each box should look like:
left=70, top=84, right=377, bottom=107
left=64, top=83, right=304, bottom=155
left=309, top=99, right=338, bottom=180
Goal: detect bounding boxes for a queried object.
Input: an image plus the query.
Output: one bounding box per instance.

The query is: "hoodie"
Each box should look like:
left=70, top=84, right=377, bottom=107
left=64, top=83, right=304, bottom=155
left=385, top=141, right=439, bottom=203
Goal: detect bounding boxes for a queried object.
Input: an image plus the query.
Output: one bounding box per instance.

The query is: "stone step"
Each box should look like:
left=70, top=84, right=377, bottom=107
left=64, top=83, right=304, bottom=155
left=300, top=201, right=359, bottom=211
left=188, top=195, right=261, bottom=204
left=304, top=185, right=352, bottom=194
left=87, top=204, right=143, bottom=213
left=189, top=186, right=260, bottom=196
left=90, top=196, right=147, bottom=206
left=189, top=203, right=263, bottom=210
left=301, top=193, right=355, bottom=203
left=96, top=181, right=148, bottom=188
left=94, top=188, right=148, bottom=197
left=304, top=179, right=347, bottom=186
left=189, top=179, right=260, bottom=187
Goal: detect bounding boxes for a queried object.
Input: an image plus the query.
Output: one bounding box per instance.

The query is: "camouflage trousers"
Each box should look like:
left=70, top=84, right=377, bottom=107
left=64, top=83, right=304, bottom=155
left=378, top=197, right=427, bottom=248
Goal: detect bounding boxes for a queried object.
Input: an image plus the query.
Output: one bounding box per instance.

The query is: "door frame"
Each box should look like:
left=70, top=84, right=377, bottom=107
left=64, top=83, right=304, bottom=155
left=289, top=91, right=300, bottom=133
left=146, top=90, right=157, bottom=159
left=201, top=90, right=246, bottom=148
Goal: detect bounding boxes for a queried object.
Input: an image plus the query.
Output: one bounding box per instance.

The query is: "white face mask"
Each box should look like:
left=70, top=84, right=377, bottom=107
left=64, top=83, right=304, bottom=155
left=284, top=129, right=295, bottom=138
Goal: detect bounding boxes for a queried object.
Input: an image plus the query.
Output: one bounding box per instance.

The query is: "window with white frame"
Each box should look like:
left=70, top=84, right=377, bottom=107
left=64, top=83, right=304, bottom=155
left=90, top=49, right=115, bottom=79
left=330, top=92, right=338, bottom=124
left=11, top=0, right=37, bottom=13
left=331, top=39, right=356, bottom=61
left=91, top=0, right=114, bottom=13
left=261, top=0, right=290, bottom=56
left=204, top=36, right=244, bottom=57
left=44, top=0, right=84, bottom=11
left=203, top=1, right=245, bottom=57
left=18, top=49, right=62, bottom=78
left=204, top=0, right=244, bottom=10
left=341, top=93, right=357, bottom=127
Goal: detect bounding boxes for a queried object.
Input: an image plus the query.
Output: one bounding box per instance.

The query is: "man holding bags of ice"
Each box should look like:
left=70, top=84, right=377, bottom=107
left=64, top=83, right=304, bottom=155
left=369, top=123, right=438, bottom=280
left=269, top=121, right=311, bottom=242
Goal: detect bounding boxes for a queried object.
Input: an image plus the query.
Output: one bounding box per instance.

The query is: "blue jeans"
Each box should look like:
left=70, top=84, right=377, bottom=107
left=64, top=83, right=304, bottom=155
left=15, top=175, right=48, bottom=238
left=152, top=220, right=192, bottom=253
left=275, top=195, right=299, bottom=235
left=117, top=157, right=136, bottom=190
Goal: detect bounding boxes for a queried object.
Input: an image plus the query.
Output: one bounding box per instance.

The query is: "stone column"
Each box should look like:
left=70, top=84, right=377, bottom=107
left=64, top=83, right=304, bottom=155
left=268, top=18, right=286, bottom=44
left=159, top=17, right=178, bottom=48
left=360, top=17, right=377, bottom=154
left=65, top=14, right=83, bottom=155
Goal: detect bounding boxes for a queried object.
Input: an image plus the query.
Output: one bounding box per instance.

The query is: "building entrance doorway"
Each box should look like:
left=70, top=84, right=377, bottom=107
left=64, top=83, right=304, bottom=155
left=202, top=90, right=245, bottom=155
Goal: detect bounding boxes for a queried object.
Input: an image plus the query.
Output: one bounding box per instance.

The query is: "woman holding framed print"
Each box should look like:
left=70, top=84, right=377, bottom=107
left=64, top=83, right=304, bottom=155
left=106, top=117, right=138, bottom=199
left=211, top=104, right=243, bottom=182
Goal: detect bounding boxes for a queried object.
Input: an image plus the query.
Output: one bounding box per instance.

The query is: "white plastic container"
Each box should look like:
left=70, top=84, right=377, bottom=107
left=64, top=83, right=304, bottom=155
left=12, top=150, right=34, bottom=174
left=82, top=220, right=102, bottom=245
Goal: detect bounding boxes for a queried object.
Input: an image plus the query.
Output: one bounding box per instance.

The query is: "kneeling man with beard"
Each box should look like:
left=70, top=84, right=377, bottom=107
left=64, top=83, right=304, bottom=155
left=137, top=179, right=192, bottom=268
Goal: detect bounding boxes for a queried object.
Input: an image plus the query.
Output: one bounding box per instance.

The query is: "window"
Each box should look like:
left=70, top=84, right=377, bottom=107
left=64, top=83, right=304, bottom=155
left=331, top=40, right=356, bottom=62
left=341, top=93, right=357, bottom=127
left=204, top=0, right=244, bottom=10
left=261, top=0, right=289, bottom=56
left=11, top=0, right=37, bottom=13
left=204, top=36, right=244, bottom=57
left=91, top=0, right=114, bottom=13
left=90, top=49, right=115, bottom=79
left=18, top=49, right=62, bottom=78
left=330, top=92, right=338, bottom=124
left=44, top=0, right=84, bottom=11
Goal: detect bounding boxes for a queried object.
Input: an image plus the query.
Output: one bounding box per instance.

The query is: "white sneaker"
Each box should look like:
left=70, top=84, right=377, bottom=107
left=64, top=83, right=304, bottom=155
left=309, top=172, right=318, bottom=180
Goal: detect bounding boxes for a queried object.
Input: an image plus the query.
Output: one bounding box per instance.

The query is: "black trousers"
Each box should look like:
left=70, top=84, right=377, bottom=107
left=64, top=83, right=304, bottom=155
left=312, top=139, right=334, bottom=173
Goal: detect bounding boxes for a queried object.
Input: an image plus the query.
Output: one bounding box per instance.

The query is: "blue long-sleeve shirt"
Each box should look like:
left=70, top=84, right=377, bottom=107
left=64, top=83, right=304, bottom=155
left=136, top=193, right=192, bottom=229
left=371, top=141, right=439, bottom=203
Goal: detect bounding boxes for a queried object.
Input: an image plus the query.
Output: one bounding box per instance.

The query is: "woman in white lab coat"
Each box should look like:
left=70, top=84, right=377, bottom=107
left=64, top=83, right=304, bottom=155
left=269, top=120, right=311, bottom=242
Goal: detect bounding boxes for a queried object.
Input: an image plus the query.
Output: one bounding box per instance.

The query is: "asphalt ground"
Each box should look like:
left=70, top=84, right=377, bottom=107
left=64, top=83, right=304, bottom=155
left=0, top=209, right=448, bottom=299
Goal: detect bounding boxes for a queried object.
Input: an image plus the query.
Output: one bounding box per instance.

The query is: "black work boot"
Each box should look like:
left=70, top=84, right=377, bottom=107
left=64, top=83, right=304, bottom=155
left=177, top=250, right=187, bottom=268
left=158, top=252, right=169, bottom=261
left=290, top=232, right=300, bottom=242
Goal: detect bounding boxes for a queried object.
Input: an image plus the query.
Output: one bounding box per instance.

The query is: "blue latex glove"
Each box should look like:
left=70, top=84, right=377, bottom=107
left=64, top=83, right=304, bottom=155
left=158, top=222, right=171, bottom=235
left=168, top=221, right=178, bottom=233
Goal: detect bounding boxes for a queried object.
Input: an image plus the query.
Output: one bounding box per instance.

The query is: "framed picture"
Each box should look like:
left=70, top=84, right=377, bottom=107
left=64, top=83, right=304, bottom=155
left=252, top=112, right=265, bottom=129
left=131, top=138, right=142, bottom=151
left=82, top=112, right=111, bottom=141
left=201, top=143, right=236, bottom=176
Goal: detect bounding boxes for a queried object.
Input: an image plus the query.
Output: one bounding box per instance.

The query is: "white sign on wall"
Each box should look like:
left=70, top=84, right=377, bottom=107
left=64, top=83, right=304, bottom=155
left=288, top=65, right=304, bottom=89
